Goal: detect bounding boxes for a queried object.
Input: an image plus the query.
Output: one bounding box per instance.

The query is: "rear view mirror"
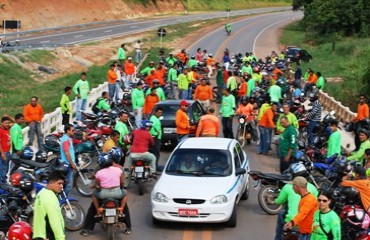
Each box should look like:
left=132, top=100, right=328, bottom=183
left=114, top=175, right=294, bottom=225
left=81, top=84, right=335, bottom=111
left=235, top=168, right=246, bottom=176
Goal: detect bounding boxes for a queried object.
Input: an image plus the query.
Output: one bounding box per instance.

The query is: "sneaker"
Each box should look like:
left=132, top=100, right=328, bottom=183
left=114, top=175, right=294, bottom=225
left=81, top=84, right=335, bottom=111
left=80, top=229, right=90, bottom=236
left=123, top=228, right=132, bottom=235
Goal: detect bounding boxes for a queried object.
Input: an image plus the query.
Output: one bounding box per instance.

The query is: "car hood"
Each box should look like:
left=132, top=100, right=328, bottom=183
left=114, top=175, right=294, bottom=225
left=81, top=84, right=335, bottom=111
left=153, top=174, right=235, bottom=198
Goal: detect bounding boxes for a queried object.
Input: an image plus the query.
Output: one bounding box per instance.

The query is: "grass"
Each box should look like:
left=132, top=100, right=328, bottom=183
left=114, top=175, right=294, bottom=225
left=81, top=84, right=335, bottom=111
left=280, top=22, right=370, bottom=111
left=186, top=0, right=291, bottom=11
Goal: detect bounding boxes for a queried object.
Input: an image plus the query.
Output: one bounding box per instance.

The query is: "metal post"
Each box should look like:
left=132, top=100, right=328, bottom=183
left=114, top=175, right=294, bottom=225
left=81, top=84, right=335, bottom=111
left=160, top=35, right=163, bottom=49
left=227, top=11, right=230, bottom=20
left=3, top=21, right=6, bottom=41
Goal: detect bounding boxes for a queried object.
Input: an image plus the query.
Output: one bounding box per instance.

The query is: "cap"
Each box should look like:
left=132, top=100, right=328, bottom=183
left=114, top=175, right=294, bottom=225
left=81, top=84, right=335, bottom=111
left=128, top=57, right=132, bottom=60
left=153, top=79, right=160, bottom=84
left=137, top=81, right=143, bottom=86
left=180, top=100, right=190, bottom=107
left=292, top=176, right=307, bottom=188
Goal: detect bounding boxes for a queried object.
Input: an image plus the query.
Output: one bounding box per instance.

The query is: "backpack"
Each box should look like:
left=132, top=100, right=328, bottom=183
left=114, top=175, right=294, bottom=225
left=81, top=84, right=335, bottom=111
left=91, top=98, right=104, bottom=114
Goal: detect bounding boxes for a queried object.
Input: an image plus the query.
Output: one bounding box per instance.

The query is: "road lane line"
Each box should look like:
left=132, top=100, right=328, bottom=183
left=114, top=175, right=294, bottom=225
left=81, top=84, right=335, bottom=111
left=130, top=26, right=137, bottom=28
left=183, top=230, right=194, bottom=240
left=74, top=34, right=84, bottom=38
left=202, top=230, right=212, bottom=240
left=40, top=40, right=50, bottom=43
left=104, top=30, right=112, bottom=32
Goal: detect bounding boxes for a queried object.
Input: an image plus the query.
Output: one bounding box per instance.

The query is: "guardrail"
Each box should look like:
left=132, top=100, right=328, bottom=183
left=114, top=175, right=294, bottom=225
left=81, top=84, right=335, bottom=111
left=318, top=90, right=356, bottom=123
left=0, top=44, right=66, bottom=53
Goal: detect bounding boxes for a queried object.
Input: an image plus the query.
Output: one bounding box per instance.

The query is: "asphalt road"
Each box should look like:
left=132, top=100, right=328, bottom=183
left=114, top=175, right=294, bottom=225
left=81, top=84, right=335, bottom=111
left=65, top=10, right=303, bottom=240
left=5, top=7, right=291, bottom=46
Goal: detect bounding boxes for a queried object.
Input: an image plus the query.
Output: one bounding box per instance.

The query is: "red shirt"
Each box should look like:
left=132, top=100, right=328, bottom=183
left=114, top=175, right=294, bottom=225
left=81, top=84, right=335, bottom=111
left=0, top=127, right=11, bottom=153
left=130, top=129, right=154, bottom=153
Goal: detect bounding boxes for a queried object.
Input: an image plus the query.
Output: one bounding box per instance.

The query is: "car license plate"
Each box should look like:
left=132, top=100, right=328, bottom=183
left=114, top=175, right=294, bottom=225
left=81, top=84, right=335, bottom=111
left=178, top=209, right=198, bottom=216
left=105, top=208, right=116, bottom=217
left=163, top=127, right=176, bottom=134
left=135, top=166, right=144, bottom=173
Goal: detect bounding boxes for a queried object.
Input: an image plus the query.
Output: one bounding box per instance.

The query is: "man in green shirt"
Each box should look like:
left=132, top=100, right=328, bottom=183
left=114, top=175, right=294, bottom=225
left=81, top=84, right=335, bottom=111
left=146, top=80, right=166, bottom=101
left=10, top=113, right=25, bottom=155
left=60, top=86, right=72, bottom=125
left=97, top=91, right=111, bottom=112
left=149, top=107, right=163, bottom=168
left=268, top=83, right=282, bottom=104
left=226, top=71, right=237, bottom=92
left=33, top=171, right=65, bottom=240
left=347, top=128, right=370, bottom=163
left=220, top=88, right=235, bottom=139
left=140, top=61, right=155, bottom=76
left=117, top=43, right=126, bottom=68
left=73, top=72, right=90, bottom=121
left=115, top=111, right=130, bottom=147
left=316, top=72, right=325, bottom=90
left=166, top=53, right=177, bottom=67
left=187, top=56, right=197, bottom=68
left=131, top=81, right=145, bottom=127
left=276, top=103, right=298, bottom=134
left=278, top=116, right=298, bottom=173
left=215, top=64, right=224, bottom=103
left=327, top=119, right=342, bottom=158
left=167, top=63, right=178, bottom=99
left=247, top=76, right=256, bottom=97
left=273, top=182, right=318, bottom=240
left=241, top=61, right=253, bottom=77
left=178, top=68, right=190, bottom=100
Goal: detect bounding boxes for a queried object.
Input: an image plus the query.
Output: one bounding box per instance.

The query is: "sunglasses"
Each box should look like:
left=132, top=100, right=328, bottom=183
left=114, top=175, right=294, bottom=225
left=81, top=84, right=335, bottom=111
left=318, top=199, right=328, bottom=203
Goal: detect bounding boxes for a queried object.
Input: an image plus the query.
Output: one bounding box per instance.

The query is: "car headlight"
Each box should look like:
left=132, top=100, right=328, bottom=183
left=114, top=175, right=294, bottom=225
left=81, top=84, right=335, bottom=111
left=210, top=195, right=228, bottom=204
left=153, top=192, right=169, bottom=203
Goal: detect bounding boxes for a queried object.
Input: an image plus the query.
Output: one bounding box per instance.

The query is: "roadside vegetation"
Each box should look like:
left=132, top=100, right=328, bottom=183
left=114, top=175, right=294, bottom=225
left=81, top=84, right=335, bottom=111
left=186, top=0, right=291, bottom=11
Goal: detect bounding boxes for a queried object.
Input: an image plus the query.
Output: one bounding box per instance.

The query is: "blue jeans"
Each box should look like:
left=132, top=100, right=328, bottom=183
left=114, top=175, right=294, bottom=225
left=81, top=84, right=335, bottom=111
left=64, top=168, right=74, bottom=197
left=76, top=98, right=87, bottom=121
left=134, top=107, right=143, bottom=127
left=307, top=120, right=319, bottom=146
left=274, top=210, right=286, bottom=240
left=299, top=233, right=311, bottom=240
left=115, top=82, right=121, bottom=102
left=0, top=152, right=10, bottom=183
left=28, top=121, right=43, bottom=149
left=108, top=83, right=116, bottom=102
left=258, top=126, right=271, bottom=154
left=135, top=51, right=141, bottom=64
left=179, top=89, right=188, bottom=100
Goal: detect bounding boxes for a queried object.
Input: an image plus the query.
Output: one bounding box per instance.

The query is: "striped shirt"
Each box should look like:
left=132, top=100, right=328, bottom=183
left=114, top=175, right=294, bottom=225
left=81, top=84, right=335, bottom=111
left=306, top=100, right=322, bottom=122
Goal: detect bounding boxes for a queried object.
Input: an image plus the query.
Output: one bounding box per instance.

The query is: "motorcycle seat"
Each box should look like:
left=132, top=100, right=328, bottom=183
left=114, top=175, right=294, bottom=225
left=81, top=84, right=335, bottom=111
left=10, top=155, right=52, bottom=169
left=101, top=198, right=120, bottom=207
left=0, top=183, right=23, bottom=195
left=259, top=172, right=291, bottom=182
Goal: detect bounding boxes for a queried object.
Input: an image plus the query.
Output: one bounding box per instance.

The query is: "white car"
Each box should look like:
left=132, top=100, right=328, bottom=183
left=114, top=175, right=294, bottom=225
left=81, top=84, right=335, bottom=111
left=151, top=137, right=250, bottom=227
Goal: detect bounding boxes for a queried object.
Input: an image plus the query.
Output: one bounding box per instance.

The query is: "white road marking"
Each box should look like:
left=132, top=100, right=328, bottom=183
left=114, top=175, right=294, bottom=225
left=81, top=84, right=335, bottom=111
left=130, top=26, right=137, bottom=28
left=40, top=40, right=50, bottom=43
left=104, top=30, right=112, bottom=32
left=74, top=35, right=84, bottom=38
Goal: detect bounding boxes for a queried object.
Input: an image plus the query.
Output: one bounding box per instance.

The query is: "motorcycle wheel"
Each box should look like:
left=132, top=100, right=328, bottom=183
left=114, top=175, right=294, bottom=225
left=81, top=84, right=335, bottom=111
left=75, top=170, right=95, bottom=197
left=236, top=127, right=246, bottom=148
left=258, top=185, right=282, bottom=215
left=61, top=202, right=86, bottom=231
left=107, top=224, right=114, bottom=240
left=138, top=178, right=144, bottom=195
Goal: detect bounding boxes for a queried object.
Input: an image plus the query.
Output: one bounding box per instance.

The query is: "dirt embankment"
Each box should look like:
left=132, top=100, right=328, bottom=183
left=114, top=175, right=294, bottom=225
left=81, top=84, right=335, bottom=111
left=0, top=0, right=184, bottom=30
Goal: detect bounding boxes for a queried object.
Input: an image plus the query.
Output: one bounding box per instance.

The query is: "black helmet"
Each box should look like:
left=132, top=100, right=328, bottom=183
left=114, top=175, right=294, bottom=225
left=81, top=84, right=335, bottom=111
left=19, top=173, right=35, bottom=193
left=52, top=161, right=69, bottom=176
left=289, top=162, right=309, bottom=178
left=240, top=96, right=248, bottom=104
left=359, top=128, right=370, bottom=138
left=35, top=150, right=48, bottom=163
left=98, top=153, right=113, bottom=169
left=341, top=186, right=359, bottom=199
left=21, top=147, right=34, bottom=160
left=45, top=135, right=60, bottom=148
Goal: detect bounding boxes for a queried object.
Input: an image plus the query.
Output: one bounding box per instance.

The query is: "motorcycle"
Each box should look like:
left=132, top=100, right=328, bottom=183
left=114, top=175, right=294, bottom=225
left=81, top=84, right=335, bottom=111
left=236, top=114, right=253, bottom=147
left=97, top=198, right=126, bottom=240
left=125, top=157, right=152, bottom=195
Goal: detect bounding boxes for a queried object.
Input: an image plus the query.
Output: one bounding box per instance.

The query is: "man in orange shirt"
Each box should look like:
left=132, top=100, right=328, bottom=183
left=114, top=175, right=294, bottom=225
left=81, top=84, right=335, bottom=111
left=176, top=49, right=188, bottom=65
left=145, top=70, right=158, bottom=88
left=237, top=77, right=247, bottom=99
left=175, top=100, right=191, bottom=143
left=304, top=69, right=318, bottom=95
left=24, top=96, right=44, bottom=149
left=193, top=79, right=213, bottom=110
left=195, top=107, right=220, bottom=137
left=123, top=57, right=136, bottom=90
left=353, top=95, right=370, bottom=150
left=107, top=64, right=118, bottom=102
left=258, top=103, right=277, bottom=155
left=143, top=89, right=159, bottom=119
left=205, top=54, right=217, bottom=78
left=284, top=176, right=318, bottom=240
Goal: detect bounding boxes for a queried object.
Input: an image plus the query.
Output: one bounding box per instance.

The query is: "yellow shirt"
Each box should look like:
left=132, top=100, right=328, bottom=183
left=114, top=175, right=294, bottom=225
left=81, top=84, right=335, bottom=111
left=102, top=138, right=116, bottom=153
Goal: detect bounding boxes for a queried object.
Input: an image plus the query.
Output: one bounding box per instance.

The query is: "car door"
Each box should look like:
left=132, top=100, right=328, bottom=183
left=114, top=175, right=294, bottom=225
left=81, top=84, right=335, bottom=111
left=301, top=50, right=312, bottom=62
left=233, top=143, right=246, bottom=197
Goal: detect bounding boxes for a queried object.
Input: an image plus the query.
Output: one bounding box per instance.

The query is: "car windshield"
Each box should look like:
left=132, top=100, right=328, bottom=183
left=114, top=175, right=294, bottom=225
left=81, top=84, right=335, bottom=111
left=165, top=149, right=232, bottom=177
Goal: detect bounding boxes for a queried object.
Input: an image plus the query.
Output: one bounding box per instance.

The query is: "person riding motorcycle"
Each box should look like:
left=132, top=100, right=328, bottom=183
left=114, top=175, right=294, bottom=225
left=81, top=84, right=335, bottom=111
left=126, top=120, right=156, bottom=177
left=236, top=96, right=258, bottom=141
left=225, top=23, right=232, bottom=35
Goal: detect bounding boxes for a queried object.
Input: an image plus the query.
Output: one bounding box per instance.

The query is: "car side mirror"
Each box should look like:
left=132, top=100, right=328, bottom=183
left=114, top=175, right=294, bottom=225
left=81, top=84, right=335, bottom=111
left=157, top=165, right=165, bottom=172
left=235, top=168, right=246, bottom=176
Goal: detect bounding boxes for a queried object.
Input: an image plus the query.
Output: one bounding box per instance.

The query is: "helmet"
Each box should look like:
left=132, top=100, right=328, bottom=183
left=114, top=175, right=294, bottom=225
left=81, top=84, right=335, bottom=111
left=52, top=161, right=69, bottom=176
left=276, top=79, right=284, bottom=86
left=35, top=150, right=48, bottom=163
left=209, top=53, right=213, bottom=57
left=109, top=147, right=123, bottom=163
left=191, top=55, right=195, bottom=59
left=19, top=173, right=34, bottom=193
left=21, top=147, right=34, bottom=160
left=45, top=134, right=60, bottom=148
left=10, top=170, right=24, bottom=187
left=308, top=91, right=319, bottom=100
left=159, top=60, right=164, bottom=64
left=289, top=162, right=309, bottom=178
left=240, top=96, right=248, bottom=104
left=140, top=120, right=153, bottom=130
left=341, top=186, right=359, bottom=199
left=152, top=79, right=160, bottom=84
left=340, top=205, right=370, bottom=230
left=98, top=153, right=113, bottom=169
left=8, top=221, right=32, bottom=240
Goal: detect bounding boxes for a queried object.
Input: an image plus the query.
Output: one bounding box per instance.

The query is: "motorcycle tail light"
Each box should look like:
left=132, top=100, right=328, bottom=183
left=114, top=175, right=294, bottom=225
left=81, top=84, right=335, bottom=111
left=105, top=201, right=116, bottom=208
left=135, top=160, right=144, bottom=166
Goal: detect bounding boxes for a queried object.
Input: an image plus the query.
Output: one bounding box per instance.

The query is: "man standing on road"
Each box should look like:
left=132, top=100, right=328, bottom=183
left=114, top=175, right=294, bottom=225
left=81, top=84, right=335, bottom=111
left=118, top=43, right=126, bottom=68
left=167, top=63, right=178, bottom=99
left=327, top=119, right=342, bottom=158
left=305, top=92, right=322, bottom=146
left=278, top=116, right=298, bottom=173
left=150, top=107, right=163, bottom=168
left=176, top=100, right=191, bottom=143
left=33, top=171, right=65, bottom=240
left=107, top=64, right=118, bottom=103
left=215, top=64, right=224, bottom=103
left=73, top=72, right=90, bottom=121
left=24, top=96, right=44, bottom=149
left=196, top=107, right=220, bottom=137
left=284, top=176, right=318, bottom=240
left=258, top=102, right=277, bottom=155
left=10, top=113, right=25, bottom=156
left=220, top=88, right=235, bottom=139
left=0, top=116, right=12, bottom=183
left=60, top=86, right=72, bottom=125
left=60, top=124, right=77, bottom=197
left=276, top=103, right=298, bottom=135
left=115, top=111, right=130, bottom=148
left=124, top=57, right=136, bottom=90
left=134, top=40, right=143, bottom=64
left=178, top=67, right=190, bottom=100
left=131, top=81, right=145, bottom=127
left=194, top=78, right=213, bottom=110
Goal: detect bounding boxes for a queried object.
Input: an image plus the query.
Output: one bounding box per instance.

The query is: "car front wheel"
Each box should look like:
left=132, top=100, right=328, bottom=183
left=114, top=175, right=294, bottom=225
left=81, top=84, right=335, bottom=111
left=225, top=203, right=237, bottom=228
